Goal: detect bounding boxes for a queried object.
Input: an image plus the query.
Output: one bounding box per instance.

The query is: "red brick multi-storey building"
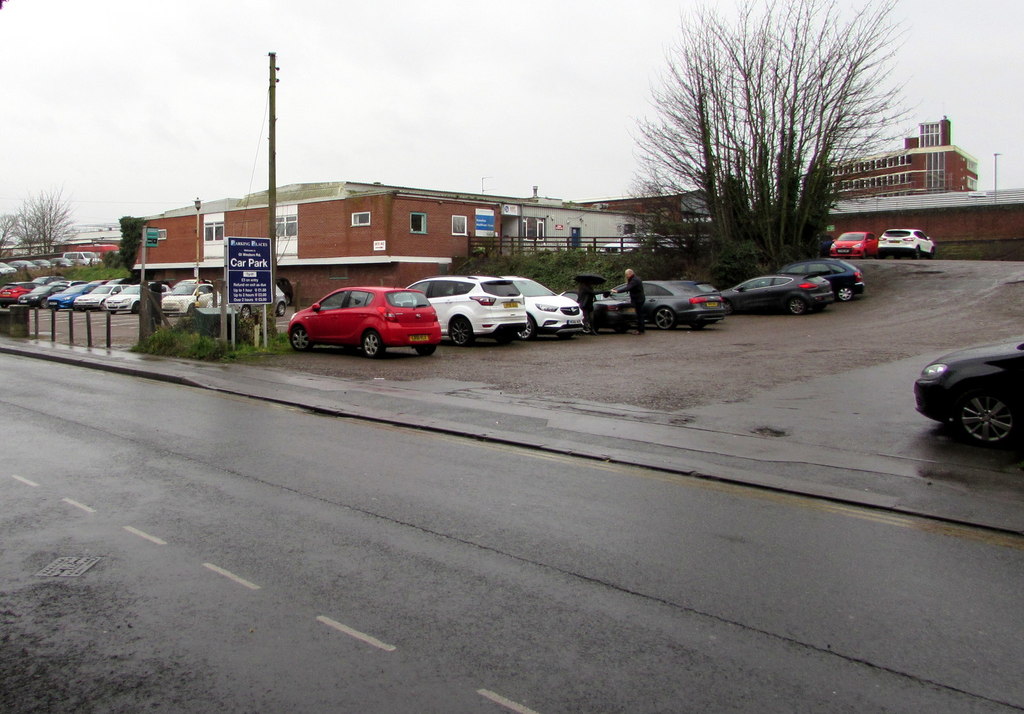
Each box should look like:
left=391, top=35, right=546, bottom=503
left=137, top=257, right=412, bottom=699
left=834, top=118, right=979, bottom=198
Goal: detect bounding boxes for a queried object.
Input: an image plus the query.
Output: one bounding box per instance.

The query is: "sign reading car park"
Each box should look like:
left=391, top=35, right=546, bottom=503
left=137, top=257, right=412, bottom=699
left=225, top=236, right=272, bottom=305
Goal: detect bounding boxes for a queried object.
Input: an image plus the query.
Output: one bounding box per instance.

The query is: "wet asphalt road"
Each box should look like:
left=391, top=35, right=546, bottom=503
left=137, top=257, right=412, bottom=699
left=2, top=354, right=1024, bottom=712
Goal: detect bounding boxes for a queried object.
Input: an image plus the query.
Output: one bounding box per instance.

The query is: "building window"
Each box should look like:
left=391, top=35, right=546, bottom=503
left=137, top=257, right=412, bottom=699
left=452, top=215, right=467, bottom=235
left=925, top=152, right=946, bottom=190
left=410, top=212, right=427, bottom=234
left=522, top=216, right=545, bottom=238
left=920, top=122, right=941, bottom=147
left=204, top=220, right=224, bottom=242
left=276, top=213, right=297, bottom=238
left=351, top=212, right=370, bottom=227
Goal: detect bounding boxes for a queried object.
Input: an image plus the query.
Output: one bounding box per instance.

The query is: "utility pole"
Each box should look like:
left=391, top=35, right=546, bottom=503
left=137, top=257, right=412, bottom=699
left=268, top=52, right=278, bottom=287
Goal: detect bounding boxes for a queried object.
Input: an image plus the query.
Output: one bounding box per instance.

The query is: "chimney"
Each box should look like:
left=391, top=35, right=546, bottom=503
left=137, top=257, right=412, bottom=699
left=532, top=186, right=539, bottom=199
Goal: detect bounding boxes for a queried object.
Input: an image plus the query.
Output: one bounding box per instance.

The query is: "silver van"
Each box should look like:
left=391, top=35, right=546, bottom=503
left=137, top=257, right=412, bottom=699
left=62, top=251, right=100, bottom=265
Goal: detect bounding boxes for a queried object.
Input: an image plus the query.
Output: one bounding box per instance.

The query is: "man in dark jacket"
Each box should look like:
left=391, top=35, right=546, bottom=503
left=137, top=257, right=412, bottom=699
left=612, top=268, right=645, bottom=334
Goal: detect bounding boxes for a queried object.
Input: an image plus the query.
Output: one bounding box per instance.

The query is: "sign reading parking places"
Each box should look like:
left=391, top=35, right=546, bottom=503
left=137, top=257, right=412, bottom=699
left=226, top=236, right=273, bottom=305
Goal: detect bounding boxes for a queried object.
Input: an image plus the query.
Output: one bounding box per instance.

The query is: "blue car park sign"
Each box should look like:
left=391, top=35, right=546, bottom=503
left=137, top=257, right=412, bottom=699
left=226, top=237, right=273, bottom=305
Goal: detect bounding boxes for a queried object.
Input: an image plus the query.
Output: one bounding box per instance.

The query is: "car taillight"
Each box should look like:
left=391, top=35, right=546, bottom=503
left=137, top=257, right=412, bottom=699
left=854, top=271, right=862, bottom=279
left=798, top=282, right=818, bottom=289
left=378, top=306, right=399, bottom=322
left=470, top=295, right=496, bottom=306
left=689, top=296, right=712, bottom=304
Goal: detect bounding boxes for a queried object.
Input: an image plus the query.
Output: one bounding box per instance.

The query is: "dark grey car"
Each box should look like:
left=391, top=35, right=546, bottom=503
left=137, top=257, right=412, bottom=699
left=721, top=274, right=835, bottom=315
left=592, top=280, right=727, bottom=332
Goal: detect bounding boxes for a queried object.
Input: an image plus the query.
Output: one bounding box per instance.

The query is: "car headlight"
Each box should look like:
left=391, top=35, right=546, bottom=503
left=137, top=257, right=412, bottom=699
left=535, top=303, right=558, bottom=312
left=920, top=363, right=948, bottom=379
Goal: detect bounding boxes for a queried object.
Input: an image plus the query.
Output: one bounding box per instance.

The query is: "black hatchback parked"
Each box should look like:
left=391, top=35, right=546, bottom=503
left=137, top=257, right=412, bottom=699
left=778, top=258, right=864, bottom=302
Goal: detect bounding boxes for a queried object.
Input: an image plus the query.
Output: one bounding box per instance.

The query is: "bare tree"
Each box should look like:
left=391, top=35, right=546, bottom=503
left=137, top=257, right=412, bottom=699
left=0, top=213, right=19, bottom=256
left=15, top=187, right=77, bottom=253
left=636, top=0, right=906, bottom=264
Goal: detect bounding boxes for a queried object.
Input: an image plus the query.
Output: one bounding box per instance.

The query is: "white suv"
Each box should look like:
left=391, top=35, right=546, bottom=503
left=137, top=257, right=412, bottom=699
left=407, top=275, right=526, bottom=345
left=877, top=228, right=936, bottom=259
left=502, top=276, right=584, bottom=340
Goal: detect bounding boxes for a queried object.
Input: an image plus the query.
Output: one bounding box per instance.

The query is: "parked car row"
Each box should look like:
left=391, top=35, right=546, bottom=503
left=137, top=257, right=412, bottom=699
left=827, top=228, right=936, bottom=260
left=285, top=260, right=873, bottom=359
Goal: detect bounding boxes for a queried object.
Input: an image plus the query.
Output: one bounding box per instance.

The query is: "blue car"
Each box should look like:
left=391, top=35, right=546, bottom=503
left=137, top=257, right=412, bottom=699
left=47, top=281, right=103, bottom=310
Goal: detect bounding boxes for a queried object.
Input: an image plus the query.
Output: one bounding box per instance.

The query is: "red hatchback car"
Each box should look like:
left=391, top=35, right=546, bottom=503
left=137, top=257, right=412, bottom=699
left=288, top=286, right=441, bottom=358
left=830, top=231, right=878, bottom=259
left=0, top=281, right=37, bottom=307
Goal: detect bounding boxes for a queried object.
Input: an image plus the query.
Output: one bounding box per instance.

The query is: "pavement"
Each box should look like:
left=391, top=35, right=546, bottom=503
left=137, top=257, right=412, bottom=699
left=3, top=335, right=1023, bottom=537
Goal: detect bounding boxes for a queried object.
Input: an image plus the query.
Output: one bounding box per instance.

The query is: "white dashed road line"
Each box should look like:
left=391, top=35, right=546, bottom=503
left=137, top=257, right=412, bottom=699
left=316, top=615, right=397, bottom=652
left=62, top=498, right=96, bottom=513
left=11, top=474, right=40, bottom=487
left=203, top=562, right=262, bottom=590
left=477, top=688, right=542, bottom=714
left=123, top=526, right=168, bottom=545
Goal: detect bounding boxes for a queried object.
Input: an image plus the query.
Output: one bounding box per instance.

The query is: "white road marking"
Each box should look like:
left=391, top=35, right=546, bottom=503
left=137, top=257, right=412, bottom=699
left=62, top=498, right=96, bottom=513
left=11, top=474, right=40, bottom=487
left=316, top=615, right=397, bottom=652
left=202, top=562, right=261, bottom=590
left=123, top=526, right=167, bottom=545
left=477, top=689, right=542, bottom=714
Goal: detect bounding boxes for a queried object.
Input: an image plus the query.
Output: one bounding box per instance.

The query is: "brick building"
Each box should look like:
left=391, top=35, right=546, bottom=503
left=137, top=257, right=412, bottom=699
left=834, top=118, right=979, bottom=199
left=139, top=181, right=637, bottom=303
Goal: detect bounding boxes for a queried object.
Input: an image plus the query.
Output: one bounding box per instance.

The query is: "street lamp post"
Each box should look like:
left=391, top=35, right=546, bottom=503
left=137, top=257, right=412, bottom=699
left=993, top=154, right=1001, bottom=204
left=194, top=197, right=202, bottom=278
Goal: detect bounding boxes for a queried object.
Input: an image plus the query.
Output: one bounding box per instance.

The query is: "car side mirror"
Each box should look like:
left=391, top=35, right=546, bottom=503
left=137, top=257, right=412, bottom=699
left=311, top=303, right=321, bottom=312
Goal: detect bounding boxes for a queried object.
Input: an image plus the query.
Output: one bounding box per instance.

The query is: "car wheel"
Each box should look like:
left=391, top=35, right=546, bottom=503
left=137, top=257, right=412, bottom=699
left=914, top=246, right=922, bottom=259
left=952, top=390, right=1019, bottom=447
left=786, top=296, right=809, bottom=315
left=361, top=330, right=386, bottom=358
left=653, top=306, right=677, bottom=330
left=239, top=305, right=252, bottom=319
left=276, top=301, right=286, bottom=317
left=926, top=247, right=936, bottom=259
left=518, top=315, right=537, bottom=341
left=414, top=344, right=437, bottom=356
left=448, top=316, right=475, bottom=346
left=836, top=286, right=855, bottom=302
left=131, top=302, right=140, bottom=314
left=289, top=325, right=313, bottom=351
left=722, top=299, right=734, bottom=315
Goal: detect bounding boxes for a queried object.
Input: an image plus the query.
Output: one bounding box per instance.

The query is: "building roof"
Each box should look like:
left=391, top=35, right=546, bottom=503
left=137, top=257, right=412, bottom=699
left=832, top=188, right=1024, bottom=214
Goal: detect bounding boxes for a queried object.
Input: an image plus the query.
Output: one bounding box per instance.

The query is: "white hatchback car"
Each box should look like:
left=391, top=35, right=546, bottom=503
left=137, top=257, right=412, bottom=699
left=161, top=280, right=216, bottom=315
left=406, top=275, right=526, bottom=346
left=877, top=228, right=936, bottom=259
left=502, top=276, right=584, bottom=340
left=72, top=283, right=124, bottom=311
left=104, top=284, right=142, bottom=314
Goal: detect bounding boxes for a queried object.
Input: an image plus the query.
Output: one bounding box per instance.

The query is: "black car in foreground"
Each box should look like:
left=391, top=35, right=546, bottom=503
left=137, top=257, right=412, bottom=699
left=914, top=339, right=1024, bottom=447
left=778, top=258, right=865, bottom=302
left=721, top=274, right=834, bottom=315
left=592, top=280, right=727, bottom=332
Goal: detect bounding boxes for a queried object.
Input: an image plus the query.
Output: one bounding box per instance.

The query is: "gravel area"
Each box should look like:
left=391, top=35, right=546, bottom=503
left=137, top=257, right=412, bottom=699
left=254, top=260, right=1024, bottom=412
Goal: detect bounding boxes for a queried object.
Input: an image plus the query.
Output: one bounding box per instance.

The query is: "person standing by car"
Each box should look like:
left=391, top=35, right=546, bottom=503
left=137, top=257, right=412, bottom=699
left=612, top=268, right=645, bottom=334
left=575, top=279, right=597, bottom=334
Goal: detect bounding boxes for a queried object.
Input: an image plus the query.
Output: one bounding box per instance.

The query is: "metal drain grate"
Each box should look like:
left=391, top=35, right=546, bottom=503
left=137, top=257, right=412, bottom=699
left=36, top=556, right=102, bottom=577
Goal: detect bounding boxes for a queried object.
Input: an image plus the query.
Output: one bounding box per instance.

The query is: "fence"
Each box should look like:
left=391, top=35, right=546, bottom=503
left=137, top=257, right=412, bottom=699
left=469, top=235, right=658, bottom=256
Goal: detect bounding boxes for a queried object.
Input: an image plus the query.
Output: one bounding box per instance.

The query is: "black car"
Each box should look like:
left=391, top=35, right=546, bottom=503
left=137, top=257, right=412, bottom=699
left=721, top=274, right=834, bottom=315
left=17, top=282, right=71, bottom=307
left=592, top=280, right=727, bottom=332
left=914, top=339, right=1024, bottom=447
left=778, top=258, right=864, bottom=302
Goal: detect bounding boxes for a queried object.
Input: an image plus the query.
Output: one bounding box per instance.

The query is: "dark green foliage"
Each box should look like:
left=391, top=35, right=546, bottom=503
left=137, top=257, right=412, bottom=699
left=709, top=241, right=763, bottom=289
left=118, top=216, right=145, bottom=271
left=132, top=323, right=228, bottom=361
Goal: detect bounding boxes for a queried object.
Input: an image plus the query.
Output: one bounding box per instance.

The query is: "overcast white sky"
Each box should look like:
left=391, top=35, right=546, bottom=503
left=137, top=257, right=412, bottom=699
left=1, top=0, right=1020, bottom=225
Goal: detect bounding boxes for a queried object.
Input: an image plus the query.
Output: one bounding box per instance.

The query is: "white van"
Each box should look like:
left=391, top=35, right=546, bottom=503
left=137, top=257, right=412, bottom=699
left=62, top=251, right=100, bottom=265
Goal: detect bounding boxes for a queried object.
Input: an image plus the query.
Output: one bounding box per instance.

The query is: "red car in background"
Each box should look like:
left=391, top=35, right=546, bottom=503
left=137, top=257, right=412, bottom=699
left=830, top=231, right=878, bottom=259
left=288, top=286, right=441, bottom=358
left=0, top=281, right=37, bottom=306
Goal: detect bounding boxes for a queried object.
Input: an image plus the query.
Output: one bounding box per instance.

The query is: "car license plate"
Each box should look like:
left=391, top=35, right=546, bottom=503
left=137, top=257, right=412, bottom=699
left=503, top=301, right=519, bottom=308
left=567, top=320, right=582, bottom=326
left=622, top=307, right=635, bottom=315
left=705, top=301, right=719, bottom=308
left=409, top=334, right=429, bottom=342
left=837, top=249, right=850, bottom=254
